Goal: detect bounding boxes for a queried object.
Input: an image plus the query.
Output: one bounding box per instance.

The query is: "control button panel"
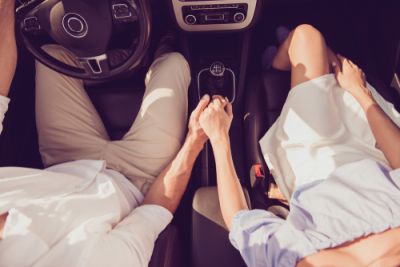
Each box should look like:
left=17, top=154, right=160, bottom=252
left=182, top=3, right=248, bottom=25
left=185, top=14, right=197, bottom=25
left=111, top=0, right=138, bottom=23
left=233, top=12, right=245, bottom=23
left=23, top=16, right=41, bottom=32
left=171, top=0, right=258, bottom=32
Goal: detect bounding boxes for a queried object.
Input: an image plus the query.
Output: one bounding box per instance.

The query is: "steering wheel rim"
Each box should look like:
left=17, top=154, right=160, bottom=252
left=16, top=0, right=151, bottom=81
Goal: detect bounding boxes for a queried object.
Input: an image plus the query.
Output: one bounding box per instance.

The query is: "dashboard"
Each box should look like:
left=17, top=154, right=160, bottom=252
left=171, top=0, right=261, bottom=32
left=16, top=0, right=261, bottom=32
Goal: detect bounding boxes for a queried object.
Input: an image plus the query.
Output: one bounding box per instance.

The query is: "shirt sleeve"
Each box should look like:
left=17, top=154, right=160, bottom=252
left=82, top=204, right=173, bottom=267
left=0, top=95, right=10, bottom=134
left=229, top=209, right=285, bottom=267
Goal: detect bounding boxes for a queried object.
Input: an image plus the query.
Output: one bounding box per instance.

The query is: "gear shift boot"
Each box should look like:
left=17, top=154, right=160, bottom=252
left=197, top=62, right=236, bottom=102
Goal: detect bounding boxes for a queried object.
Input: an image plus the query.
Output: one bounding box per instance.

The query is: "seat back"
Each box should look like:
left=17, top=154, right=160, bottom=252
left=244, top=69, right=290, bottom=175
left=244, top=69, right=290, bottom=210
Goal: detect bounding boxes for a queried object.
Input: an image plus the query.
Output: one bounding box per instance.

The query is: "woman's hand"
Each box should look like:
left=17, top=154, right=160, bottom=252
left=334, top=54, right=372, bottom=101
left=199, top=96, right=233, bottom=144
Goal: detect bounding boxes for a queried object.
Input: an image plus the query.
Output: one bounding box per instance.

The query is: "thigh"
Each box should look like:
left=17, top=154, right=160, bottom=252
left=126, top=52, right=190, bottom=142
left=288, top=25, right=331, bottom=89
left=105, top=53, right=190, bottom=192
left=36, top=45, right=109, bottom=166
left=0, top=213, right=6, bottom=240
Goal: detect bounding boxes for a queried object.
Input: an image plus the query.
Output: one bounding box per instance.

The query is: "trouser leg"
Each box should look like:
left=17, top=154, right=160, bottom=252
left=35, top=45, right=109, bottom=166
left=104, top=52, right=191, bottom=194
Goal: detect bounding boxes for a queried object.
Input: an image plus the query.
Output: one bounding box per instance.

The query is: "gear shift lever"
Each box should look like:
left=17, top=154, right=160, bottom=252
left=197, top=61, right=236, bottom=102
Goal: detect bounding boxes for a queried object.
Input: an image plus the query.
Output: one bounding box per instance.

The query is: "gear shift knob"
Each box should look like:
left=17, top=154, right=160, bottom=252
left=209, top=61, right=226, bottom=77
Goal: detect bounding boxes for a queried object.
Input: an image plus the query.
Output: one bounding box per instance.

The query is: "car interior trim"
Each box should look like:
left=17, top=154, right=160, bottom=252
left=171, top=0, right=257, bottom=32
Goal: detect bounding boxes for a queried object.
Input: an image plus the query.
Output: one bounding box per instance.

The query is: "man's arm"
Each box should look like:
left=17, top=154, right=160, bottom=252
left=335, top=55, right=400, bottom=169
left=199, top=97, right=249, bottom=230
left=142, top=95, right=210, bottom=214
left=0, top=0, right=15, bottom=239
left=0, top=0, right=17, bottom=97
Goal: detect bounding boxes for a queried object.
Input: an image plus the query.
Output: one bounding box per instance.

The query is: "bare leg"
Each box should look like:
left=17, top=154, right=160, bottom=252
left=0, top=213, right=8, bottom=240
left=272, top=24, right=336, bottom=88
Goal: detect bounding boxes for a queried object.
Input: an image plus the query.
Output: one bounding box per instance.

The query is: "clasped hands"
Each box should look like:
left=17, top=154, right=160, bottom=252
left=187, top=94, right=233, bottom=150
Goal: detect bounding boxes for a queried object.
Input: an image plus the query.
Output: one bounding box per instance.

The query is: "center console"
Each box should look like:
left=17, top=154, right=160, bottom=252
left=170, top=0, right=260, bottom=196
left=171, top=0, right=260, bottom=32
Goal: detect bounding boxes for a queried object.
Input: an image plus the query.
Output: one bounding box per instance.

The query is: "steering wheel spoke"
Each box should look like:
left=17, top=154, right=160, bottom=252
left=22, top=15, right=43, bottom=34
left=18, top=0, right=58, bottom=36
left=78, top=54, right=111, bottom=77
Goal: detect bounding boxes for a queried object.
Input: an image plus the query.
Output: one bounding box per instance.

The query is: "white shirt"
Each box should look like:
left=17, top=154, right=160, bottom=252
left=0, top=95, right=173, bottom=267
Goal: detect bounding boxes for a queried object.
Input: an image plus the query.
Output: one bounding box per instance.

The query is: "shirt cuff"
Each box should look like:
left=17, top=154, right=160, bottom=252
left=124, top=204, right=173, bottom=236
left=0, top=95, right=10, bottom=135
left=229, top=209, right=284, bottom=250
left=136, top=204, right=173, bottom=229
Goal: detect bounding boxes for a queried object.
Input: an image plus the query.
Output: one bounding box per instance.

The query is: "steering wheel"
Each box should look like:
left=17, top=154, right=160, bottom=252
left=16, top=0, right=151, bottom=80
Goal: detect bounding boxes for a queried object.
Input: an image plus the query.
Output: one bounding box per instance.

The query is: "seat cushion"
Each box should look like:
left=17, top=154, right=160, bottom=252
left=191, top=187, right=250, bottom=267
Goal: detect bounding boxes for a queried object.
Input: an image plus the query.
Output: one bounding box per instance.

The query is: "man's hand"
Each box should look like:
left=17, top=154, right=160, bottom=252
left=187, top=94, right=211, bottom=150
left=334, top=54, right=371, bottom=101
left=199, top=96, right=233, bottom=144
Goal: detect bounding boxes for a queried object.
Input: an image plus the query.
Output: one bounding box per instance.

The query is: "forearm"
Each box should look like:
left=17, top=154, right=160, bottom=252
left=211, top=135, right=249, bottom=230
left=0, top=0, right=17, bottom=97
left=357, top=90, right=400, bottom=169
left=143, top=134, right=203, bottom=213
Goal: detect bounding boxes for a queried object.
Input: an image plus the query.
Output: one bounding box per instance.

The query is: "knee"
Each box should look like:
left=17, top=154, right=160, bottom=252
left=291, top=24, right=324, bottom=45
left=39, top=44, right=79, bottom=67
left=162, top=52, right=190, bottom=73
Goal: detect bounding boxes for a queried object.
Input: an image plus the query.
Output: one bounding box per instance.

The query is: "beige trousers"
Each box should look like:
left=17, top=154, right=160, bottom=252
left=35, top=46, right=191, bottom=194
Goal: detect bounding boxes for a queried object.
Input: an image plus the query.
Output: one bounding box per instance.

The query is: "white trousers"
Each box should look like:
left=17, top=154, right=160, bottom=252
left=35, top=46, right=191, bottom=194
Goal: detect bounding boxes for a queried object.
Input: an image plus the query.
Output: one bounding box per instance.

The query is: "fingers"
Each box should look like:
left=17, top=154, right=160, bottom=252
left=337, top=54, right=345, bottom=68
left=328, top=49, right=340, bottom=69
left=193, top=94, right=211, bottom=120
left=333, top=63, right=341, bottom=80
left=199, top=94, right=233, bottom=117
left=337, top=54, right=362, bottom=70
left=212, top=95, right=228, bottom=109
left=226, top=100, right=233, bottom=117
